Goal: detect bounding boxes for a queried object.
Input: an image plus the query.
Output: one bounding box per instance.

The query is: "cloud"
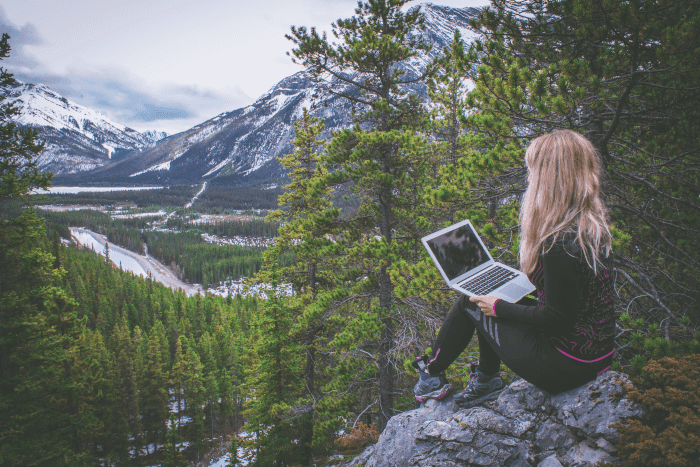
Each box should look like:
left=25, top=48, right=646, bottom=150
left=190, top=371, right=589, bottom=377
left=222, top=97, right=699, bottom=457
left=0, top=5, right=42, bottom=70
left=0, top=6, right=253, bottom=134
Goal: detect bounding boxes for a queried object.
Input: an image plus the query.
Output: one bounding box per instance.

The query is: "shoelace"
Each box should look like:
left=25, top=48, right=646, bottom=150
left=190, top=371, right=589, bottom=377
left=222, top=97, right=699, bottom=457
left=465, top=369, right=508, bottom=389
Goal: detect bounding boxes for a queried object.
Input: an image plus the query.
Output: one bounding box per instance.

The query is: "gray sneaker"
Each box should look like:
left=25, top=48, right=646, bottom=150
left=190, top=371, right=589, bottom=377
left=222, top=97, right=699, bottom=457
left=454, top=364, right=505, bottom=408
left=413, top=355, right=451, bottom=402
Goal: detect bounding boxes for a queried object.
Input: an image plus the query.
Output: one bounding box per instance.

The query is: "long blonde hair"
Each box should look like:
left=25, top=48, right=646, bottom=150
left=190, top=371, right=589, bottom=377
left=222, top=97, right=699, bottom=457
left=519, top=129, right=612, bottom=276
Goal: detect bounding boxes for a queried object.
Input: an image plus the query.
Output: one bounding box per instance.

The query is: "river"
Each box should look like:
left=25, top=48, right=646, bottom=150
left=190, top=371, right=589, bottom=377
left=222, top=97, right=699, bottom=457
left=70, top=227, right=202, bottom=296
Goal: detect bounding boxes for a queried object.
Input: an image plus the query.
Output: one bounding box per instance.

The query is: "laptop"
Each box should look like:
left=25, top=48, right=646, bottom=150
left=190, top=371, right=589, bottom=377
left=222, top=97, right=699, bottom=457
left=422, top=219, right=536, bottom=303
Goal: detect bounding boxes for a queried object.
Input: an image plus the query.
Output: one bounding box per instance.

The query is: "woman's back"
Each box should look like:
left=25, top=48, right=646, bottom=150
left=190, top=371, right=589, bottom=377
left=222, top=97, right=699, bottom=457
left=527, top=232, right=615, bottom=361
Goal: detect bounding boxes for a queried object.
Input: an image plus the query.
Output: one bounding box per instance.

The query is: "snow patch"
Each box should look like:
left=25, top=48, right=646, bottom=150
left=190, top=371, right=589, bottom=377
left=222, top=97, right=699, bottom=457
left=185, top=182, right=207, bottom=208
left=102, top=143, right=115, bottom=158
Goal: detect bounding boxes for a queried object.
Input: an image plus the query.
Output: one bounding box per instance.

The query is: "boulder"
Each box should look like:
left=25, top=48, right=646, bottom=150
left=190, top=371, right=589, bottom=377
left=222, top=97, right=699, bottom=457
left=346, top=371, right=642, bottom=467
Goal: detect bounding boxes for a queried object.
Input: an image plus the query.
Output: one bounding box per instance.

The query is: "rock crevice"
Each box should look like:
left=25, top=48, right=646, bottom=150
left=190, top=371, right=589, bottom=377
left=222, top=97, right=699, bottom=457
left=346, top=371, right=642, bottom=467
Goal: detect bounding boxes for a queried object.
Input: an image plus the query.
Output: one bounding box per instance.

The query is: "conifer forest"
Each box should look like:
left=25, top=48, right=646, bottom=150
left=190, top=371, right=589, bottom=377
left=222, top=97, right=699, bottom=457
left=1, top=1, right=700, bottom=466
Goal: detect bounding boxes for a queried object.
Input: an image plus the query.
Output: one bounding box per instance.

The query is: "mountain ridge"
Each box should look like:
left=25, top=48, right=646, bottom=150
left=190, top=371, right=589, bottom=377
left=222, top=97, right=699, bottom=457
left=3, top=81, right=168, bottom=174
left=50, top=3, right=481, bottom=186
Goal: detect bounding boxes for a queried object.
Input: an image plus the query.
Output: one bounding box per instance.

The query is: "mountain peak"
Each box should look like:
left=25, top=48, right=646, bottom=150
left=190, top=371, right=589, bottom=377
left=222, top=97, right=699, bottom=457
left=3, top=82, right=163, bottom=174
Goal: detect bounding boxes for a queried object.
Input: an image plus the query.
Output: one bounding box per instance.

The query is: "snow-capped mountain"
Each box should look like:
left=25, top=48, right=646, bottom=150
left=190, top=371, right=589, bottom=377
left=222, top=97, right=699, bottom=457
left=141, top=130, right=169, bottom=144
left=60, top=3, right=481, bottom=185
left=2, top=82, right=166, bottom=174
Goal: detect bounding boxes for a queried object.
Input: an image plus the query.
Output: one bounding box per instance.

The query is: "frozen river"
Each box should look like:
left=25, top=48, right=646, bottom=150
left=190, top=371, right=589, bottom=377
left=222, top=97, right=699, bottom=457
left=70, top=227, right=202, bottom=296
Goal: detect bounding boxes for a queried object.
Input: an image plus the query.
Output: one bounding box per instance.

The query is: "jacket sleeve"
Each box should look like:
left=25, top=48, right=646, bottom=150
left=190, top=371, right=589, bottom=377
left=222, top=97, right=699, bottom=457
left=494, top=242, right=582, bottom=333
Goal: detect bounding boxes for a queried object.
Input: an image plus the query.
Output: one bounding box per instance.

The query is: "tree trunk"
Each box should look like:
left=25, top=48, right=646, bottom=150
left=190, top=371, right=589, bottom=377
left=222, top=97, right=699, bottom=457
left=377, top=145, right=394, bottom=432
left=301, top=343, right=316, bottom=464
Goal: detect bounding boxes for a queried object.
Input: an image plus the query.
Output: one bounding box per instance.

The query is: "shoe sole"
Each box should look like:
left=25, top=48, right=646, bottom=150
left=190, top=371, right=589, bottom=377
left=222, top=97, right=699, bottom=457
left=454, top=386, right=505, bottom=409
left=415, top=384, right=452, bottom=402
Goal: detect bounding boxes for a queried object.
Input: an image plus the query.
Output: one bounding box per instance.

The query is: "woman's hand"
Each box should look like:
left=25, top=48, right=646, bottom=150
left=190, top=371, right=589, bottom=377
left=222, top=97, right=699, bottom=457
left=469, top=295, right=499, bottom=317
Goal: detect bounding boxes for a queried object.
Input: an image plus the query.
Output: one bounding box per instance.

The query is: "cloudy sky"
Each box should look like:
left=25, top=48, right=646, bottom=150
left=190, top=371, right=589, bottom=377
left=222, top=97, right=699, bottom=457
left=1, top=0, right=489, bottom=135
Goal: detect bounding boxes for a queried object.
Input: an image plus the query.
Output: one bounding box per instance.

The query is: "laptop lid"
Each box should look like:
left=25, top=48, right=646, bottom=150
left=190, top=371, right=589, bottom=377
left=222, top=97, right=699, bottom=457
left=421, top=219, right=495, bottom=285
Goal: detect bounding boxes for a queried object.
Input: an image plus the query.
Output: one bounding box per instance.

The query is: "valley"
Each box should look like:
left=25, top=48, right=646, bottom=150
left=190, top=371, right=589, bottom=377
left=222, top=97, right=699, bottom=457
left=36, top=184, right=286, bottom=299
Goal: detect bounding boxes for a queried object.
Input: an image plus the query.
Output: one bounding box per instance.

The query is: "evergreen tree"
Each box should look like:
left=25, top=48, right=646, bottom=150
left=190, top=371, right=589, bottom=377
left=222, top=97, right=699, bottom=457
left=162, top=414, right=184, bottom=467
left=287, top=0, right=435, bottom=431
left=112, top=315, right=142, bottom=463
left=0, top=32, right=78, bottom=466
left=261, top=107, right=342, bottom=460
left=140, top=330, right=170, bottom=456
left=69, top=326, right=111, bottom=463
left=171, top=336, right=186, bottom=429
left=199, top=331, right=219, bottom=445
left=0, top=33, right=51, bottom=203
left=226, top=434, right=240, bottom=467
left=242, top=278, right=303, bottom=466
left=183, top=339, right=206, bottom=461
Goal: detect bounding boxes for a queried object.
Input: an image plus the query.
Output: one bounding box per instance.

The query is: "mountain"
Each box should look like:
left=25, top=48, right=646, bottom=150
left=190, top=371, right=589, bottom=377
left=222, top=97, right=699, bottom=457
left=2, top=82, right=166, bottom=174
left=56, top=3, right=481, bottom=186
left=141, top=130, right=169, bottom=144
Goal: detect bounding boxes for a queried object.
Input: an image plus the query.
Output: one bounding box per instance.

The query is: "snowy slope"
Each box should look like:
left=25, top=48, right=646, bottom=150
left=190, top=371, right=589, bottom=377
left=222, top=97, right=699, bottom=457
left=63, top=3, right=481, bottom=185
left=3, top=82, right=167, bottom=174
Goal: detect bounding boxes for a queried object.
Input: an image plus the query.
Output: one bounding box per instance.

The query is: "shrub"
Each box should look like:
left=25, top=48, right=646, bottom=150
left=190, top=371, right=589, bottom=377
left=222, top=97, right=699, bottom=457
left=335, top=422, right=380, bottom=454
left=606, top=354, right=700, bottom=466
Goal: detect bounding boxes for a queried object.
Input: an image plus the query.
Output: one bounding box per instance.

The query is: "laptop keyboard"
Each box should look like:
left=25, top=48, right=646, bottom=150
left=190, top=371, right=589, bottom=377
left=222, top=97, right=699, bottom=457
left=458, top=265, right=518, bottom=295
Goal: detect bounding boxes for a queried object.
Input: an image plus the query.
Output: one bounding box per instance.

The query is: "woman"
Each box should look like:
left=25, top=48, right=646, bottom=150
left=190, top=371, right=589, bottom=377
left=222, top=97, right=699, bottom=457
left=414, top=129, right=616, bottom=408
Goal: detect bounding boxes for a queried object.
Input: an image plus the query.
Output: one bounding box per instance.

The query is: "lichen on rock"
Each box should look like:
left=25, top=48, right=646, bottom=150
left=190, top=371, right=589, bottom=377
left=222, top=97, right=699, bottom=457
left=344, top=371, right=642, bottom=467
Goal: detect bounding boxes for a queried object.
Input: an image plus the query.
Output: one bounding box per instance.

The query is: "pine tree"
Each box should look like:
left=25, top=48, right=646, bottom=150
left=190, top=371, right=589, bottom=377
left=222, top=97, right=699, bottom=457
left=226, top=434, right=240, bottom=467
left=112, top=315, right=142, bottom=462
left=199, top=331, right=219, bottom=446
left=183, top=339, right=206, bottom=461
left=140, top=330, right=170, bottom=456
left=171, top=336, right=186, bottom=430
left=162, top=414, right=184, bottom=467
left=0, top=33, right=51, bottom=203
left=242, top=277, right=303, bottom=466
left=287, top=0, right=435, bottom=431
left=0, top=32, right=79, bottom=466
left=69, top=326, right=111, bottom=463
left=261, top=107, right=342, bottom=461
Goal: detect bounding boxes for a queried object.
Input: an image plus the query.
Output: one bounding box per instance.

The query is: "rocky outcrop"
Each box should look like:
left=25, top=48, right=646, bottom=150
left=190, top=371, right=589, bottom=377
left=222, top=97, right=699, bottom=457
left=346, top=371, right=642, bottom=467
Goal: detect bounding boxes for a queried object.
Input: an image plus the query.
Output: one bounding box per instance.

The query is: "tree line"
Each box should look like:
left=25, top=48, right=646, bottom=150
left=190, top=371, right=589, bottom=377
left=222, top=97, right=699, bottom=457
left=31, top=184, right=199, bottom=209
left=165, top=216, right=280, bottom=239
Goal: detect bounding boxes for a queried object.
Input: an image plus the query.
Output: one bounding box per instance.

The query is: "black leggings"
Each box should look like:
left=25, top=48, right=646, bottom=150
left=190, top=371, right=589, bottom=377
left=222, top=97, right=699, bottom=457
left=427, top=295, right=612, bottom=394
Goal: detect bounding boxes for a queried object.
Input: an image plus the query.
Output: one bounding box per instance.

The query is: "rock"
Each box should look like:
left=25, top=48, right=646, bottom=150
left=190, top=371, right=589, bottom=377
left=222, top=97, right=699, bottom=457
left=346, top=371, right=642, bottom=467
left=349, top=396, right=459, bottom=467
left=538, top=454, right=564, bottom=467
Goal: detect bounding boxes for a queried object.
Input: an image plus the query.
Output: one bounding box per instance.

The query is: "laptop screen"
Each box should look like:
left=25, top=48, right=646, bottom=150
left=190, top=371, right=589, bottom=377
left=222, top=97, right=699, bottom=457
left=426, top=223, right=491, bottom=281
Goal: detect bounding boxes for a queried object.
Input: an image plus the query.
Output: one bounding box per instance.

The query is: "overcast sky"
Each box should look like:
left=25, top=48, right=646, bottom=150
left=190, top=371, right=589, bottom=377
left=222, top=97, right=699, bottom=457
left=1, top=0, right=490, bottom=135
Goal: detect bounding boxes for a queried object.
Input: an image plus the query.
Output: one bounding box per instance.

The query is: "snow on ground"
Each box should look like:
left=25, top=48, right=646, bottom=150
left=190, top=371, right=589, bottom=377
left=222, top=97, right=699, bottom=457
left=189, top=213, right=262, bottom=224
left=209, top=450, right=251, bottom=467
left=34, top=186, right=161, bottom=194
left=37, top=204, right=104, bottom=212
left=37, top=204, right=137, bottom=213
left=71, top=229, right=148, bottom=277
left=206, top=279, right=292, bottom=299
left=201, top=232, right=274, bottom=248
left=185, top=182, right=207, bottom=208
left=129, top=149, right=188, bottom=177
left=111, top=209, right=166, bottom=219
left=102, top=143, right=115, bottom=158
